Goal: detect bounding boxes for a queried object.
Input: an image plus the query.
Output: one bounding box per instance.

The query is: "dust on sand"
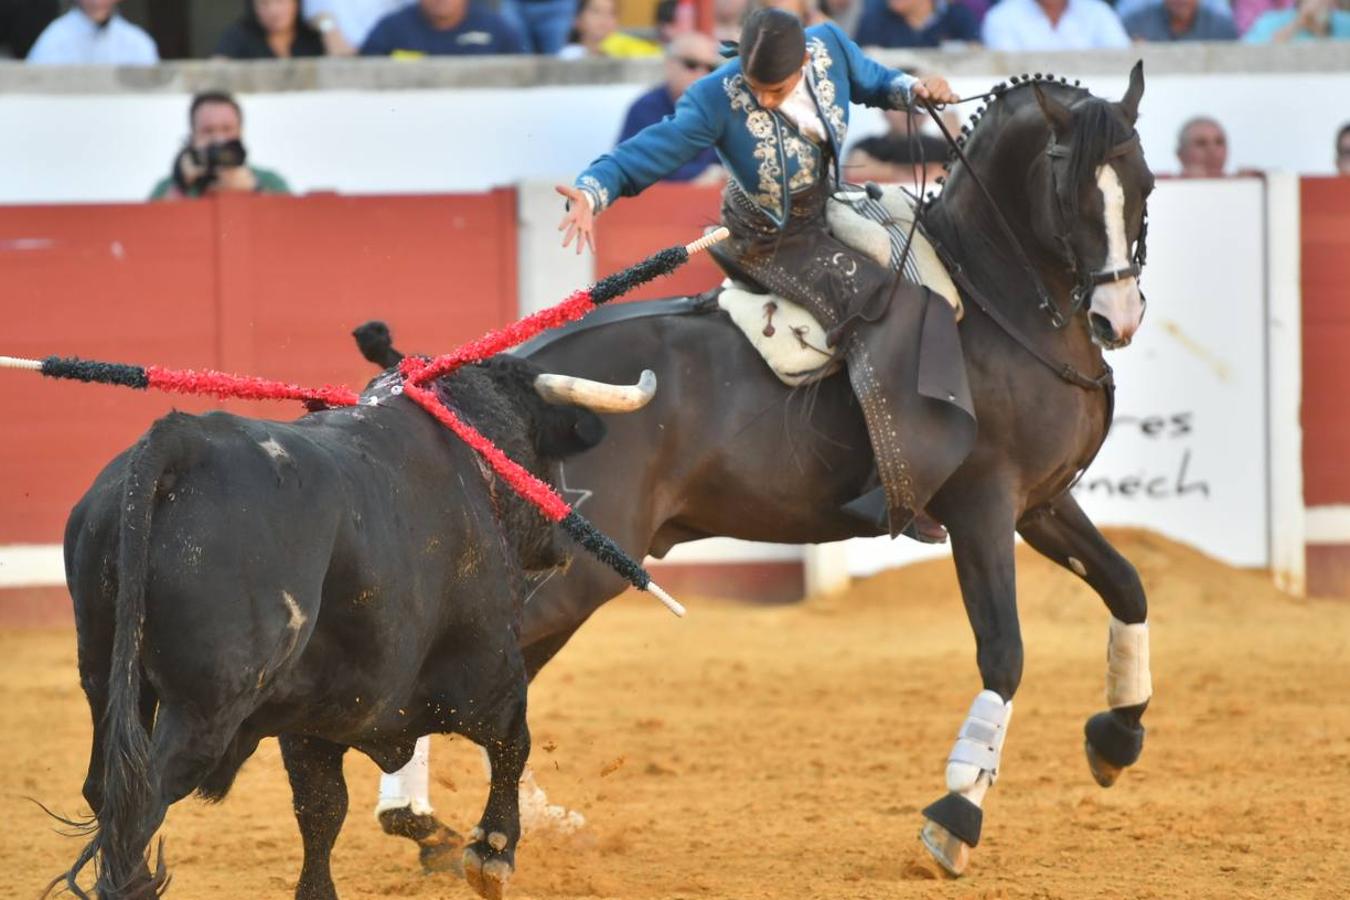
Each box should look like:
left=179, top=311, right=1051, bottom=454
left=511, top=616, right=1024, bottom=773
left=2, top=530, right=1348, bottom=898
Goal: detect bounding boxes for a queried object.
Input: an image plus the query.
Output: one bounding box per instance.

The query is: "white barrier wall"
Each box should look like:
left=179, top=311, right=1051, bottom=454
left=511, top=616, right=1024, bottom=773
left=0, top=72, right=1347, bottom=205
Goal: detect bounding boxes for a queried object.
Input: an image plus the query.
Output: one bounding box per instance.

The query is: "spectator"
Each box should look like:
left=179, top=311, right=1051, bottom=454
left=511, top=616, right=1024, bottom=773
left=558, top=0, right=660, bottom=58
left=1231, top=0, right=1293, bottom=34
left=1337, top=123, right=1350, bottom=176
left=654, top=0, right=685, bottom=44
left=214, top=0, right=332, bottom=59
left=499, top=0, right=576, bottom=53
left=149, top=92, right=291, bottom=200
left=616, top=32, right=725, bottom=183
left=0, top=0, right=59, bottom=59
left=757, top=0, right=830, bottom=25
left=854, top=0, right=981, bottom=47
left=981, top=0, right=1130, bottom=50
left=361, top=0, right=525, bottom=55
left=1175, top=116, right=1227, bottom=178
left=1125, top=0, right=1239, bottom=39
left=1115, top=0, right=1226, bottom=20
left=1243, top=0, right=1350, bottom=40
left=303, top=0, right=403, bottom=49
left=26, top=0, right=158, bottom=65
left=846, top=131, right=949, bottom=186
left=822, top=0, right=865, bottom=32
left=713, top=0, right=751, bottom=40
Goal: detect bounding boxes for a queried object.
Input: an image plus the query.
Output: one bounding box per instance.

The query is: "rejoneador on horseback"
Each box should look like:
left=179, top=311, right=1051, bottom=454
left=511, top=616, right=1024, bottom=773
left=557, top=8, right=967, bottom=543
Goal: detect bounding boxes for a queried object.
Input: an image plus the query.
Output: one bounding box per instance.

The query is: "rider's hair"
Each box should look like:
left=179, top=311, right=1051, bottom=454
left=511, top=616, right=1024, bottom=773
left=739, top=8, right=806, bottom=86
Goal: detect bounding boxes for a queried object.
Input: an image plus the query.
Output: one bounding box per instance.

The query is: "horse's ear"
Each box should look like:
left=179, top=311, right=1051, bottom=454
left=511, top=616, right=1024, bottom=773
left=1119, top=61, right=1144, bottom=125
left=1032, top=84, right=1072, bottom=140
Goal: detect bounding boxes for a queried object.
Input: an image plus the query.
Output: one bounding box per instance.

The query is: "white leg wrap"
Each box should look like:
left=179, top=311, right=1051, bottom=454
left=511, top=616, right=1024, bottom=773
left=945, top=689, right=1013, bottom=793
left=376, top=734, right=433, bottom=816
left=1105, top=617, right=1152, bottom=709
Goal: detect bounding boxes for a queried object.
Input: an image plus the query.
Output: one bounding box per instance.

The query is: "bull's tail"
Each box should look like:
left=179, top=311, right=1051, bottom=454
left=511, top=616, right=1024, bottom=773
left=64, top=421, right=185, bottom=898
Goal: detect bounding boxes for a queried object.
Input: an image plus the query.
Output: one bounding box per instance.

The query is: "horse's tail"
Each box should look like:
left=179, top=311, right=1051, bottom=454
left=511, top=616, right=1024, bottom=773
left=64, top=421, right=183, bottom=898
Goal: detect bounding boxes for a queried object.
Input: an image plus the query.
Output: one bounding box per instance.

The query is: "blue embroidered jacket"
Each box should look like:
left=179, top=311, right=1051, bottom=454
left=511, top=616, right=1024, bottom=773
left=574, top=22, right=917, bottom=229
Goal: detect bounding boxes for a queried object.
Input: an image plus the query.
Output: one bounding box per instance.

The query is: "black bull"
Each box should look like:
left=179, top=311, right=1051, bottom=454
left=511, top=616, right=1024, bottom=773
left=371, top=70, right=1157, bottom=876
left=59, top=358, right=639, bottom=899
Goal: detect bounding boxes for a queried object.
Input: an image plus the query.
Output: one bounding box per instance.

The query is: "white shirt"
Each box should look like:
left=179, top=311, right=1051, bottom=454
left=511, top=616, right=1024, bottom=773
left=777, top=66, right=828, bottom=145
left=303, top=0, right=406, bottom=48
left=982, top=0, right=1130, bottom=51
left=26, top=8, right=158, bottom=66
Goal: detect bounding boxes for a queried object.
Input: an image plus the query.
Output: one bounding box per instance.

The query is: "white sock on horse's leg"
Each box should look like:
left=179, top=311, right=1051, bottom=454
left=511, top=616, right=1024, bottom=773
left=1105, top=617, right=1152, bottom=709
left=376, top=734, right=433, bottom=816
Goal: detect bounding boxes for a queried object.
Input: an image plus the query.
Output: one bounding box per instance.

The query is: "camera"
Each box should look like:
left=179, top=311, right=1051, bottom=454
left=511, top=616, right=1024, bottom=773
left=197, top=139, right=247, bottom=172
left=173, top=138, right=248, bottom=194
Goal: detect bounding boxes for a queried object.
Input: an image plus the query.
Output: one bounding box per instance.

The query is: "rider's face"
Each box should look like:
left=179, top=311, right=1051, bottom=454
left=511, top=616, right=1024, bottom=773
left=744, top=52, right=809, bottom=110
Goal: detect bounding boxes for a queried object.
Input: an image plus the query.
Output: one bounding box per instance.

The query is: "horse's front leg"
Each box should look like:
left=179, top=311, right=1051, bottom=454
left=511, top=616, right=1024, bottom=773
left=1018, top=492, right=1151, bottom=787
left=919, top=492, right=1019, bottom=877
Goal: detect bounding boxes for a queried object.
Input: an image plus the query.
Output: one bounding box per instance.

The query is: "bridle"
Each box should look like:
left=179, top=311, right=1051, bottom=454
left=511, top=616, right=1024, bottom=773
left=913, top=97, right=1149, bottom=394
left=1045, top=132, right=1149, bottom=330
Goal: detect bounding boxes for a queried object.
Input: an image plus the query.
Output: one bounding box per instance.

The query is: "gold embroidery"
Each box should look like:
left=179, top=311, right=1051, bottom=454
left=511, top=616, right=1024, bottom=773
left=806, top=38, right=847, bottom=146
left=783, top=134, right=817, bottom=192
left=724, top=74, right=784, bottom=222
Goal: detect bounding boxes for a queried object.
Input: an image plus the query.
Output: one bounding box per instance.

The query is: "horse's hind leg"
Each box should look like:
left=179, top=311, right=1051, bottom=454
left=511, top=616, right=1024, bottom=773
left=1018, top=493, right=1151, bottom=788
left=374, top=735, right=464, bottom=873
left=918, top=491, right=1020, bottom=877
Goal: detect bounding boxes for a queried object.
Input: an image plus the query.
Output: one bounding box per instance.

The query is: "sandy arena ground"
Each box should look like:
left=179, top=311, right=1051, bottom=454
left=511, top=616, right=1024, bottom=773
left=2, top=529, right=1348, bottom=898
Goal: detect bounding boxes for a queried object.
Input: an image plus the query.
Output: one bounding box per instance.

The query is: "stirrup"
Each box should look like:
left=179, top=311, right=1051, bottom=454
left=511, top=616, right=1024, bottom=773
left=841, top=488, right=948, bottom=544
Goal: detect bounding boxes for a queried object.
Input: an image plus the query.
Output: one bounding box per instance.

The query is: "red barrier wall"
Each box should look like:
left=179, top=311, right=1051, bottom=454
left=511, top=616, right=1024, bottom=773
left=1301, top=177, right=1350, bottom=596
left=594, top=184, right=724, bottom=300
left=1301, top=177, right=1350, bottom=507
left=0, top=191, right=517, bottom=545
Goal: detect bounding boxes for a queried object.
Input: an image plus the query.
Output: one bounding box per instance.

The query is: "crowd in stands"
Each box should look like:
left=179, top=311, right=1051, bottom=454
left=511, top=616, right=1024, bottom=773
left=4, top=0, right=1345, bottom=195
left=5, top=0, right=1348, bottom=65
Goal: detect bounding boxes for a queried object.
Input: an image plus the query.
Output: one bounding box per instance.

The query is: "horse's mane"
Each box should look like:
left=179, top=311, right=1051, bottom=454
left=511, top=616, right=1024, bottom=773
left=927, top=74, right=1133, bottom=207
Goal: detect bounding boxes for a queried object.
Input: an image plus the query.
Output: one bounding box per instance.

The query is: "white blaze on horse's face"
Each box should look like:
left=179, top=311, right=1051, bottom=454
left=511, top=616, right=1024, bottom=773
left=1090, top=164, right=1144, bottom=348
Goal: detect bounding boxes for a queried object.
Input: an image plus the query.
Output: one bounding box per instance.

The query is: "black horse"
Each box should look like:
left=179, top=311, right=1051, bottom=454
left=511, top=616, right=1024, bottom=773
left=371, top=66, right=1155, bottom=877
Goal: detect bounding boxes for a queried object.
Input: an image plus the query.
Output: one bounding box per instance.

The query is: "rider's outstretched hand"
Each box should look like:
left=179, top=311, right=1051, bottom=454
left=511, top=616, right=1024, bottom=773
left=556, top=184, right=596, bottom=255
left=913, top=76, right=960, bottom=107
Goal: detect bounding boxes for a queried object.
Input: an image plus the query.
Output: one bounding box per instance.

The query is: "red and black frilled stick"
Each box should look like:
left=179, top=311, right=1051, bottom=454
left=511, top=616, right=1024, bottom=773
left=0, top=355, right=360, bottom=407
left=403, top=227, right=729, bottom=386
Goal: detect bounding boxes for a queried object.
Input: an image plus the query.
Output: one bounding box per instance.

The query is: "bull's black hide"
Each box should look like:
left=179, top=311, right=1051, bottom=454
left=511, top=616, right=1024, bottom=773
left=59, top=356, right=604, bottom=899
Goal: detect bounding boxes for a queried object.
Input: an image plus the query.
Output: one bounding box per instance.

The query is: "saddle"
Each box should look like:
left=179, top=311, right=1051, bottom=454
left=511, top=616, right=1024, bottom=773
left=718, top=185, right=962, bottom=387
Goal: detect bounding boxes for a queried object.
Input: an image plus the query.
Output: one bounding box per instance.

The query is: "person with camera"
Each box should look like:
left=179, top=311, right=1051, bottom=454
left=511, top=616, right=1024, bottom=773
left=149, top=92, right=291, bottom=201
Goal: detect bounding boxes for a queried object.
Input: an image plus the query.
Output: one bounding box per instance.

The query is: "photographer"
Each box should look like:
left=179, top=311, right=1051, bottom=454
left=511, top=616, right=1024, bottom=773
left=149, top=92, right=291, bottom=201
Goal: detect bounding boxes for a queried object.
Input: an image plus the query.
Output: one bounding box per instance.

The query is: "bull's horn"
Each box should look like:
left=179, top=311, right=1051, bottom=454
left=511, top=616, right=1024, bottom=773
left=533, top=369, right=656, bottom=413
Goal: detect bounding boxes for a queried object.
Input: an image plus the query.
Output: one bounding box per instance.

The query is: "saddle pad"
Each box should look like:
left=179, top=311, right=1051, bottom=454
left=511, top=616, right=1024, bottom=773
left=717, top=280, right=842, bottom=387
left=718, top=185, right=963, bottom=387
left=825, top=186, right=964, bottom=320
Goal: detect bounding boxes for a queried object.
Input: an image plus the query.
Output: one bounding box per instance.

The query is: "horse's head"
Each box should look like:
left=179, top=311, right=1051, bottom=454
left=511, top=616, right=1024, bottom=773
left=1026, top=63, right=1154, bottom=349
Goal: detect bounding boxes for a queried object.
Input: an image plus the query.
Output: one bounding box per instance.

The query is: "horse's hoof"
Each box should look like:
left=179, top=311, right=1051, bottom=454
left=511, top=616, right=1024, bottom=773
left=419, top=826, right=465, bottom=875
left=1085, top=739, right=1123, bottom=788
left=463, top=847, right=512, bottom=900
left=918, top=820, right=970, bottom=877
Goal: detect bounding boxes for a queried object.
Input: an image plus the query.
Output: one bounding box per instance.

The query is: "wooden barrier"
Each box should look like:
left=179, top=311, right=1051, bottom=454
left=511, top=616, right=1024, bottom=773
left=1300, top=177, right=1350, bottom=596
left=0, top=191, right=518, bottom=547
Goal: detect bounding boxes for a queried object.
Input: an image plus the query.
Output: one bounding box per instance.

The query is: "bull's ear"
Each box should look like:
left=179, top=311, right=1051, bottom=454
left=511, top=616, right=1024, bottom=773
left=1119, top=60, right=1144, bottom=126
left=1033, top=84, right=1072, bottom=141
left=571, top=411, right=606, bottom=451
left=539, top=409, right=607, bottom=460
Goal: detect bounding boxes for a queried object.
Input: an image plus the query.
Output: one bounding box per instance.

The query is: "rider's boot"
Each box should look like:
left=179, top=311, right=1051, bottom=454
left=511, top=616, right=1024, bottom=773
left=842, top=485, right=948, bottom=544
